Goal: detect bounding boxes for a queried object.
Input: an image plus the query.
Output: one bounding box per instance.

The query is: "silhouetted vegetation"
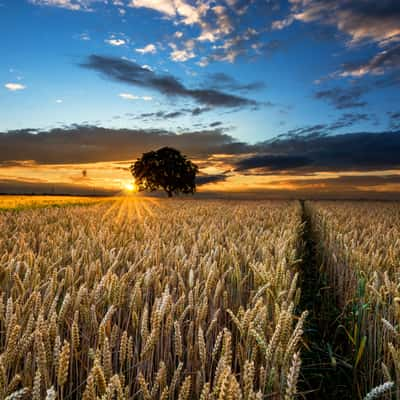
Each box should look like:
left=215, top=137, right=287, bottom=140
left=130, top=147, right=198, bottom=197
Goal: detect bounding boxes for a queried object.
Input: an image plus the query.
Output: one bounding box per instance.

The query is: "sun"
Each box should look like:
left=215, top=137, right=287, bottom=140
left=123, top=182, right=137, bottom=193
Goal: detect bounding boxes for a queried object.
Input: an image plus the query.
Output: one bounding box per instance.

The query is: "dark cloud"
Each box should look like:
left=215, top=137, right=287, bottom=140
left=0, top=125, right=249, bottom=165
left=80, top=55, right=257, bottom=108
left=277, top=113, right=371, bottom=138
left=235, top=154, right=311, bottom=172
left=191, top=107, right=212, bottom=116
left=2, top=124, right=400, bottom=184
left=285, top=174, right=400, bottom=189
left=341, top=44, right=400, bottom=77
left=288, top=0, right=400, bottom=46
left=314, top=86, right=368, bottom=109
left=238, top=130, right=400, bottom=173
left=196, top=173, right=228, bottom=185
left=388, top=111, right=400, bottom=130
left=209, top=121, right=223, bottom=127
left=202, top=72, right=265, bottom=92
left=135, top=106, right=212, bottom=121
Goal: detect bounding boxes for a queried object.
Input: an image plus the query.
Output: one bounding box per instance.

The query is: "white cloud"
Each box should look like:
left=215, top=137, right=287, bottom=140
left=119, top=93, right=153, bottom=101
left=169, top=41, right=195, bottom=62
left=272, top=17, right=294, bottom=30
left=135, top=44, right=157, bottom=54
left=56, top=99, right=63, bottom=103
left=142, top=64, right=154, bottom=71
left=170, top=49, right=195, bottom=61
left=105, top=38, right=126, bottom=46
left=79, top=32, right=91, bottom=41
left=129, top=0, right=175, bottom=16
left=28, top=0, right=95, bottom=11
left=5, top=83, right=26, bottom=91
left=130, top=0, right=209, bottom=26
left=174, top=31, right=183, bottom=38
left=196, top=57, right=209, bottom=67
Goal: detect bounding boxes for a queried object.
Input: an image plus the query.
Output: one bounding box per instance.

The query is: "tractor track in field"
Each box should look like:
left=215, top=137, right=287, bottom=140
left=298, top=200, right=353, bottom=400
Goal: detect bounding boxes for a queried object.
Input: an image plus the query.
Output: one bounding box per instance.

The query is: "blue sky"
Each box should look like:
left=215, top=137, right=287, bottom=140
left=1, top=0, right=400, bottom=196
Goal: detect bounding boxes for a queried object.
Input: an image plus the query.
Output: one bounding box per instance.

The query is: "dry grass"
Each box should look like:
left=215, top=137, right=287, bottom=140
left=306, top=201, right=400, bottom=399
left=0, top=198, right=305, bottom=399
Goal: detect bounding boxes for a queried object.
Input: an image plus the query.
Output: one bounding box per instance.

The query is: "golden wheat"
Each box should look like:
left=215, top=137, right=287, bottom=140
left=306, top=201, right=400, bottom=398
left=0, top=198, right=305, bottom=398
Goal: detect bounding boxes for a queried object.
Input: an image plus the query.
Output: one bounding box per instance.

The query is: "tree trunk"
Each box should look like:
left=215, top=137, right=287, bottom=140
left=167, top=191, right=172, bottom=198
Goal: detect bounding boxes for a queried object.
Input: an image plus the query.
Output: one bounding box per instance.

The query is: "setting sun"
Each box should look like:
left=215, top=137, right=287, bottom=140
left=123, top=182, right=137, bottom=193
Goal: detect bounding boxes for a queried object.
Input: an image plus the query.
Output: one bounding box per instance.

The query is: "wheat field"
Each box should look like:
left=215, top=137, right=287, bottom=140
left=306, top=201, right=400, bottom=399
left=0, top=198, right=305, bottom=399
left=2, top=197, right=400, bottom=400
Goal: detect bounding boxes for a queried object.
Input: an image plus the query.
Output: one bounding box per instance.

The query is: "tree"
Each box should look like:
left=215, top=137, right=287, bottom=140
left=130, top=147, right=199, bottom=197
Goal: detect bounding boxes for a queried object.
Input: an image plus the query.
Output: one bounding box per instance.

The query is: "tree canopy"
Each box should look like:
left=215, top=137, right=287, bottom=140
left=130, top=147, right=198, bottom=197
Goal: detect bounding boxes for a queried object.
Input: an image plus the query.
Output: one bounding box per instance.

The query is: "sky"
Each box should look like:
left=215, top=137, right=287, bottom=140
left=1, top=0, right=400, bottom=197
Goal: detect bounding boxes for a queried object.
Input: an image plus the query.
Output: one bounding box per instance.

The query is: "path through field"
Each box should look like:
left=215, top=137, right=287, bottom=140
left=298, top=201, right=353, bottom=399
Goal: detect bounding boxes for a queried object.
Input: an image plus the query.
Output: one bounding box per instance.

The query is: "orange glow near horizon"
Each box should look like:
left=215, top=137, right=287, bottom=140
left=1, top=159, right=400, bottom=198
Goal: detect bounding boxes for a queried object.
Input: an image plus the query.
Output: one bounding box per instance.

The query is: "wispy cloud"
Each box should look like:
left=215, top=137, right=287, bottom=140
left=81, top=55, right=258, bottom=108
left=287, top=0, right=400, bottom=46
left=135, top=44, right=157, bottom=54
left=169, top=41, right=195, bottom=62
left=118, top=93, right=152, bottom=101
left=314, top=86, right=368, bottom=109
left=339, top=44, right=400, bottom=78
left=105, top=38, right=126, bottom=46
left=28, top=0, right=96, bottom=11
left=5, top=83, right=26, bottom=91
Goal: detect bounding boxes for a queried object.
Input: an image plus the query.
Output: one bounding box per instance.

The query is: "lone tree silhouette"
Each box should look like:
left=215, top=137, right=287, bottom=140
left=130, top=147, right=198, bottom=197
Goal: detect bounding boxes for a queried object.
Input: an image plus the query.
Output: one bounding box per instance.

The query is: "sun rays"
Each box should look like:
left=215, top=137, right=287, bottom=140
left=101, top=196, right=162, bottom=225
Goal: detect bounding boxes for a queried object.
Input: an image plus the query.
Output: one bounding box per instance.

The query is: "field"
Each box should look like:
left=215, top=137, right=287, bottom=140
left=0, top=196, right=107, bottom=210
left=0, top=197, right=399, bottom=399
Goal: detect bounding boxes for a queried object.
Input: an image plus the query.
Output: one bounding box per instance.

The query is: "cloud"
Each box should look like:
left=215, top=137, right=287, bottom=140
left=135, top=44, right=157, bottom=54
left=236, top=130, right=400, bottom=173
left=134, top=106, right=212, bottom=120
left=235, top=155, right=311, bottom=172
left=129, top=0, right=176, bottom=17
left=118, top=93, right=152, bottom=101
left=314, top=86, right=368, bottom=109
left=196, top=173, right=228, bottom=185
left=169, top=41, right=195, bottom=62
left=279, top=113, right=371, bottom=138
left=105, top=38, right=126, bottom=46
left=138, top=110, right=184, bottom=119
left=56, top=99, right=63, bottom=103
left=288, top=0, right=400, bottom=46
left=78, top=32, right=91, bottom=41
left=272, top=17, right=294, bottom=31
left=210, top=121, right=223, bottom=127
left=5, top=83, right=26, bottom=91
left=340, top=44, right=400, bottom=77
left=388, top=111, right=400, bottom=130
left=202, top=72, right=265, bottom=92
left=80, top=55, right=258, bottom=108
left=129, top=0, right=209, bottom=27
left=169, top=48, right=195, bottom=62
left=0, top=125, right=249, bottom=164
left=28, top=0, right=96, bottom=11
